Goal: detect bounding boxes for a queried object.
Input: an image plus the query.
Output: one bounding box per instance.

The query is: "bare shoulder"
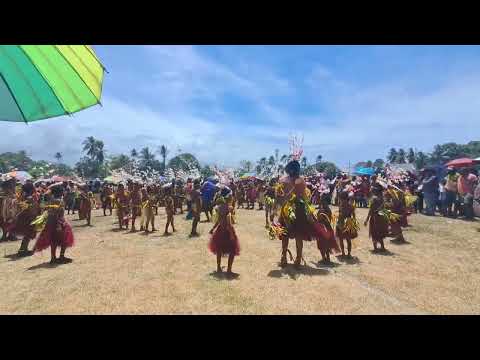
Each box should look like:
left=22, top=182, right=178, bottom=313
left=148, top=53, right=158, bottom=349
left=295, top=176, right=306, bottom=185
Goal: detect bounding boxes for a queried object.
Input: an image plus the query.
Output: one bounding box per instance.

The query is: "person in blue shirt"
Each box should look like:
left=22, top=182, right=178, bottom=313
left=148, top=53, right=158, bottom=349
left=201, top=180, right=218, bottom=222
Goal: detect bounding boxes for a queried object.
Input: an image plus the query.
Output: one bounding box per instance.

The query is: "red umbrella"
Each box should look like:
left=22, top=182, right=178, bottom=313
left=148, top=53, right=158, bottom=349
left=445, top=158, right=479, bottom=168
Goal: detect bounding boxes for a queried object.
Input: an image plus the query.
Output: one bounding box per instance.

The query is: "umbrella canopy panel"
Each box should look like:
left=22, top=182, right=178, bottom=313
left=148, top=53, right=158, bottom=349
left=445, top=158, right=478, bottom=168
left=0, top=45, right=105, bottom=123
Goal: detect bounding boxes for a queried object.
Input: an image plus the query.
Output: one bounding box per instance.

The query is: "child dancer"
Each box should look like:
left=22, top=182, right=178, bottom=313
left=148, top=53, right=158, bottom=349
left=190, top=180, right=202, bottom=237
left=142, top=186, right=157, bottom=233
left=33, top=185, right=75, bottom=264
left=164, top=187, right=176, bottom=235
left=336, top=191, right=359, bottom=258
left=208, top=194, right=240, bottom=275
left=364, top=184, right=389, bottom=252
left=78, top=186, right=93, bottom=226
left=115, top=184, right=130, bottom=230
left=130, top=183, right=142, bottom=232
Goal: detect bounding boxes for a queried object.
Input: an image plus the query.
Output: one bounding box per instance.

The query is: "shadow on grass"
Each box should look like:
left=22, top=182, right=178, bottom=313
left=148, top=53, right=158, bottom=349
left=389, top=238, right=411, bottom=245
left=4, top=250, right=35, bottom=261
left=27, top=258, right=73, bottom=271
left=312, top=260, right=341, bottom=269
left=27, top=262, right=60, bottom=271
left=209, top=271, right=240, bottom=281
left=268, top=264, right=329, bottom=280
left=72, top=223, right=93, bottom=229
left=336, top=255, right=361, bottom=265
left=369, top=249, right=395, bottom=256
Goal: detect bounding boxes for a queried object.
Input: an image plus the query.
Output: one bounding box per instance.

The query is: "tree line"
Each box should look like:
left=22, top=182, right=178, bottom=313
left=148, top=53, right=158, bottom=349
left=353, top=141, right=480, bottom=171
left=2, top=140, right=479, bottom=180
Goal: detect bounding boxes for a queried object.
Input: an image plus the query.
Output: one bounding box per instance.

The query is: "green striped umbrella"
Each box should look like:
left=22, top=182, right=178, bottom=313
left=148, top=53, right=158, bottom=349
left=0, top=45, right=105, bottom=123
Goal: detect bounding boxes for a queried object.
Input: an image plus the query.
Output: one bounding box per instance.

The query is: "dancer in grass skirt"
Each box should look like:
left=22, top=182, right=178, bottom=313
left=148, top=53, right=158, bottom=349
left=264, top=178, right=277, bottom=228
left=115, top=184, right=130, bottom=230
left=270, top=160, right=339, bottom=268
left=316, top=192, right=337, bottom=263
left=15, top=195, right=41, bottom=256
left=336, top=191, right=359, bottom=258
left=364, top=184, right=389, bottom=252
left=78, top=187, right=93, bottom=226
left=209, top=194, right=240, bottom=275
left=100, top=183, right=113, bottom=216
left=384, top=186, right=406, bottom=243
left=33, top=185, right=74, bottom=264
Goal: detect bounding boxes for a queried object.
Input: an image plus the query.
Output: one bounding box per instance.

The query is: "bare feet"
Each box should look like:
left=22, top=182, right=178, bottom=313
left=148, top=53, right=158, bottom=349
left=57, top=256, right=73, bottom=264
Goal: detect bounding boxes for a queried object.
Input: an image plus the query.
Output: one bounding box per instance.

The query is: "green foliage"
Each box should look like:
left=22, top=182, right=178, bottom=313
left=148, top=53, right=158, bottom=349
left=373, top=158, right=385, bottom=168
left=407, top=148, right=415, bottom=163
left=200, top=165, right=216, bottom=179
left=304, top=161, right=340, bottom=178
left=414, top=151, right=428, bottom=170
left=82, top=136, right=105, bottom=163
left=0, top=151, right=34, bottom=172
left=168, top=153, right=201, bottom=172
left=397, top=149, right=406, bottom=164
left=387, top=148, right=398, bottom=163
left=75, top=157, right=107, bottom=179
left=109, top=154, right=132, bottom=171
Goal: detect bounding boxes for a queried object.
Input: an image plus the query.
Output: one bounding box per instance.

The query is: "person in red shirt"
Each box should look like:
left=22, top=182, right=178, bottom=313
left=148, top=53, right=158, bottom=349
left=458, top=168, right=478, bottom=220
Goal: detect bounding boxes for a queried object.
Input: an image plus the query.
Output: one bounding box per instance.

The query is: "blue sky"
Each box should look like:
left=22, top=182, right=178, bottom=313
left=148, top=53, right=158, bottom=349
left=1, top=45, right=480, bottom=170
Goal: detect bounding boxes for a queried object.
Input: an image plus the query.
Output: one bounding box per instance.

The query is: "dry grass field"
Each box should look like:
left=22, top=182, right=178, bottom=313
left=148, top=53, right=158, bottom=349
left=1, top=206, right=479, bottom=314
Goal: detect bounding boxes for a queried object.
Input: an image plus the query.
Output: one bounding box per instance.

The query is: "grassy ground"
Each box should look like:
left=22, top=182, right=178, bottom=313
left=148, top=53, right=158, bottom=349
left=1, top=206, right=479, bottom=314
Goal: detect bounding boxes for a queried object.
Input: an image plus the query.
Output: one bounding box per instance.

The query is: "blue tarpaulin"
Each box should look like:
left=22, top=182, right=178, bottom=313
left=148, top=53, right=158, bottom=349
left=354, top=167, right=375, bottom=176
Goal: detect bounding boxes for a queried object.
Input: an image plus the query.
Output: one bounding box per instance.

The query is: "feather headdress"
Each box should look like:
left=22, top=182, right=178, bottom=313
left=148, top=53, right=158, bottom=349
left=288, top=133, right=304, bottom=161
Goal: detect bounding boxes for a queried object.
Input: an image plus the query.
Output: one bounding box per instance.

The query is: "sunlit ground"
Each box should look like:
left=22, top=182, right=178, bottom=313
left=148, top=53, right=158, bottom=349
left=1, top=207, right=479, bottom=314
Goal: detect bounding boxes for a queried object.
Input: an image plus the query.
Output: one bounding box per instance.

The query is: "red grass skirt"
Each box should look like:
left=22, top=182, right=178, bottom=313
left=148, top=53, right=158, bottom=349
left=315, top=222, right=339, bottom=253
left=34, top=219, right=74, bottom=251
left=369, top=214, right=389, bottom=243
left=278, top=203, right=339, bottom=253
left=209, top=224, right=240, bottom=256
left=79, top=200, right=91, bottom=220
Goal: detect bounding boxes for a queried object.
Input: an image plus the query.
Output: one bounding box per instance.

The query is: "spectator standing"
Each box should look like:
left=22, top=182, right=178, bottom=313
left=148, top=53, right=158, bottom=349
left=422, top=169, right=439, bottom=216
left=444, top=168, right=459, bottom=218
left=457, top=168, right=478, bottom=220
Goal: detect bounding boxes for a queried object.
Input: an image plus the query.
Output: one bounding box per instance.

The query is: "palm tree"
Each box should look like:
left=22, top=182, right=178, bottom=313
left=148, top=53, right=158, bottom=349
left=54, top=152, right=62, bottom=163
left=397, top=149, right=406, bottom=164
left=82, top=136, right=105, bottom=163
left=316, top=155, right=322, bottom=164
left=268, top=156, right=275, bottom=166
left=415, top=151, right=428, bottom=170
left=140, top=147, right=156, bottom=169
left=96, top=140, right=105, bottom=163
left=387, top=148, right=398, bottom=163
left=158, top=145, right=169, bottom=173
left=280, top=154, right=288, bottom=164
left=130, top=149, right=138, bottom=158
left=83, top=136, right=97, bottom=158
left=407, top=148, right=415, bottom=164
left=301, top=156, right=308, bottom=168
